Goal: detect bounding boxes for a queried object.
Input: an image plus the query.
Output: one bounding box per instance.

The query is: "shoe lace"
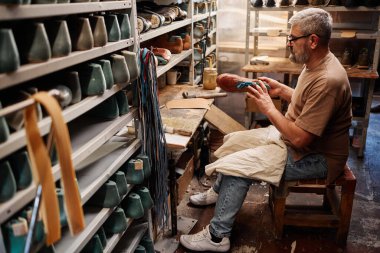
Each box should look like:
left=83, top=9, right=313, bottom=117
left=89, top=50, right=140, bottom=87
left=194, top=191, right=208, bottom=200
left=193, top=227, right=209, bottom=240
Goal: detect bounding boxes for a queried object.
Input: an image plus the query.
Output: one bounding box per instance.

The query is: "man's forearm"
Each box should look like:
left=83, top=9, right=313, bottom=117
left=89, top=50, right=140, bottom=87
left=279, top=85, right=294, bottom=103
left=265, top=108, right=312, bottom=149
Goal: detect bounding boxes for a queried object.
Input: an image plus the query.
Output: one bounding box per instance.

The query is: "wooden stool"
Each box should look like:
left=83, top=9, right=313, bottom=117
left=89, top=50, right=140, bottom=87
left=269, top=164, right=356, bottom=245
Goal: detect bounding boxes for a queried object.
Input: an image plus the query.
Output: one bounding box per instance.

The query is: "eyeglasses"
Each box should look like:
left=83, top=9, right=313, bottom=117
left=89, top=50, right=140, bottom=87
left=287, top=34, right=312, bottom=43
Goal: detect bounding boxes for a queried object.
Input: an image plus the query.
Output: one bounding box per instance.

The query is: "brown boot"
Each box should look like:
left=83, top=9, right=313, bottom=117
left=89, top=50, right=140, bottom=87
left=152, top=34, right=183, bottom=54
left=182, top=34, right=191, bottom=50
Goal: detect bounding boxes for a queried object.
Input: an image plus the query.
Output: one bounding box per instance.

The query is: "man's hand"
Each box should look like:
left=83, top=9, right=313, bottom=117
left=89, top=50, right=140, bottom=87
left=257, top=77, right=283, bottom=97
left=258, top=77, right=293, bottom=102
left=246, top=80, right=277, bottom=116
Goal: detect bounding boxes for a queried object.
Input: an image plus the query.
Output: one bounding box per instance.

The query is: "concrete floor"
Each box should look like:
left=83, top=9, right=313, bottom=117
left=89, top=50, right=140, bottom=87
left=174, top=97, right=380, bottom=253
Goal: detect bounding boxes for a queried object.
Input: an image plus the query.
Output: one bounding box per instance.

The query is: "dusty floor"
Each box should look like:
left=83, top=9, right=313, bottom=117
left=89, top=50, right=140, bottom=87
left=174, top=97, right=380, bottom=253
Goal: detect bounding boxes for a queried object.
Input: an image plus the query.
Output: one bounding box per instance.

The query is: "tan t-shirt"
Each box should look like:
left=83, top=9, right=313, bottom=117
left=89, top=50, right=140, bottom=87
left=285, top=52, right=352, bottom=182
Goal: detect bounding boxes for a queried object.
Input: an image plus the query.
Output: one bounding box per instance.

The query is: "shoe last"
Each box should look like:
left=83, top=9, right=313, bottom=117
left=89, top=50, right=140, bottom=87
left=96, top=226, right=107, bottom=248
left=266, top=0, right=276, bottom=7
left=88, top=180, right=121, bottom=208
left=123, top=158, right=144, bottom=184
left=115, top=90, right=129, bottom=116
left=103, top=207, right=128, bottom=234
left=136, top=154, right=151, bottom=178
left=122, top=193, right=144, bottom=219
left=96, top=59, right=114, bottom=89
left=110, top=54, right=130, bottom=85
left=9, top=151, right=32, bottom=190
left=3, top=217, right=28, bottom=253
left=357, top=48, right=369, bottom=67
left=89, top=95, right=119, bottom=120
left=340, top=48, right=352, bottom=67
left=110, top=170, right=128, bottom=196
left=135, top=245, right=146, bottom=253
left=250, top=0, right=263, bottom=7
left=79, top=63, right=106, bottom=96
left=81, top=234, right=103, bottom=253
left=140, top=234, right=155, bottom=253
left=0, top=161, right=16, bottom=203
left=134, top=186, right=154, bottom=210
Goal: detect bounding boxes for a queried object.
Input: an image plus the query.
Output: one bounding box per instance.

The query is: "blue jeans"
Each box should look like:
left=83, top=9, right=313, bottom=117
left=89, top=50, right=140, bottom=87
left=209, top=152, right=328, bottom=238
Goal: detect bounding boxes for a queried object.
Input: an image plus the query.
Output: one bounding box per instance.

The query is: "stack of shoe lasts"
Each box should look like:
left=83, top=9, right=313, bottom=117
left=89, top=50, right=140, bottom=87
left=151, top=33, right=183, bottom=54
left=152, top=48, right=172, bottom=65
left=138, top=2, right=186, bottom=26
left=137, top=10, right=165, bottom=30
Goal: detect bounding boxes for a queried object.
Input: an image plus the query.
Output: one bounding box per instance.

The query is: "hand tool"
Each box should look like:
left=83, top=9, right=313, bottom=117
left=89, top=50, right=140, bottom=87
left=182, top=91, right=227, bottom=99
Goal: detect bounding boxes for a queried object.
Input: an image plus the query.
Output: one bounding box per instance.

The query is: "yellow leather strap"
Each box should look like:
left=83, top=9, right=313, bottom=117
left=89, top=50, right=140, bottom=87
left=24, top=92, right=85, bottom=245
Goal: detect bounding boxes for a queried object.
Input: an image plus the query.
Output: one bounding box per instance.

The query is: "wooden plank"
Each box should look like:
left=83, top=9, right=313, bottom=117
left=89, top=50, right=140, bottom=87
left=242, top=57, right=302, bottom=75
left=241, top=56, right=379, bottom=79
left=176, top=151, right=195, bottom=203
left=205, top=104, right=246, bottom=135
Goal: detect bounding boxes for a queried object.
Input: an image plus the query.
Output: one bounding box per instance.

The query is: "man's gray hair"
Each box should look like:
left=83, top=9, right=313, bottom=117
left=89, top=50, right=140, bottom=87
left=289, top=8, right=332, bottom=45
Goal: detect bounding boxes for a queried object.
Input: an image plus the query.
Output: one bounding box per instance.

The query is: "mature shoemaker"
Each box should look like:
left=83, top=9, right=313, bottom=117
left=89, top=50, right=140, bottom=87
left=180, top=8, right=352, bottom=252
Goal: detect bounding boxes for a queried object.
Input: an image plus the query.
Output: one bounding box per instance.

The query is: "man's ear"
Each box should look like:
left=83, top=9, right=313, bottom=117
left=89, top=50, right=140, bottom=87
left=310, top=34, right=319, bottom=49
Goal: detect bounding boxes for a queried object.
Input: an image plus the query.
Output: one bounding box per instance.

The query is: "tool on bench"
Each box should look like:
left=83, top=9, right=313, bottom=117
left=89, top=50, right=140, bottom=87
left=182, top=91, right=227, bottom=99
left=163, top=124, right=192, bottom=136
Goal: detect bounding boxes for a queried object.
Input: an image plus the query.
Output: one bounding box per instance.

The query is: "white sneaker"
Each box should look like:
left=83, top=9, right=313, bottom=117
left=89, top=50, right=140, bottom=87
left=180, top=225, right=230, bottom=252
left=189, top=187, right=218, bottom=206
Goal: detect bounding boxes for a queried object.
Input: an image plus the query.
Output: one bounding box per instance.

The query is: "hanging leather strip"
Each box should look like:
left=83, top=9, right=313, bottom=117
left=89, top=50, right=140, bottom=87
left=24, top=92, right=85, bottom=245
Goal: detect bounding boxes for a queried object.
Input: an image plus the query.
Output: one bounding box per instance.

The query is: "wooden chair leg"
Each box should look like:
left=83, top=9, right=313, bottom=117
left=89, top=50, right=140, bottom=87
left=336, top=192, right=355, bottom=245
left=273, top=196, right=286, bottom=239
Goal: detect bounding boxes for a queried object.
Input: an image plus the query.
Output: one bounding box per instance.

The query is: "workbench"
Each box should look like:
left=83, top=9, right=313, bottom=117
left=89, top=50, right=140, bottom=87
left=159, top=84, right=221, bottom=149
